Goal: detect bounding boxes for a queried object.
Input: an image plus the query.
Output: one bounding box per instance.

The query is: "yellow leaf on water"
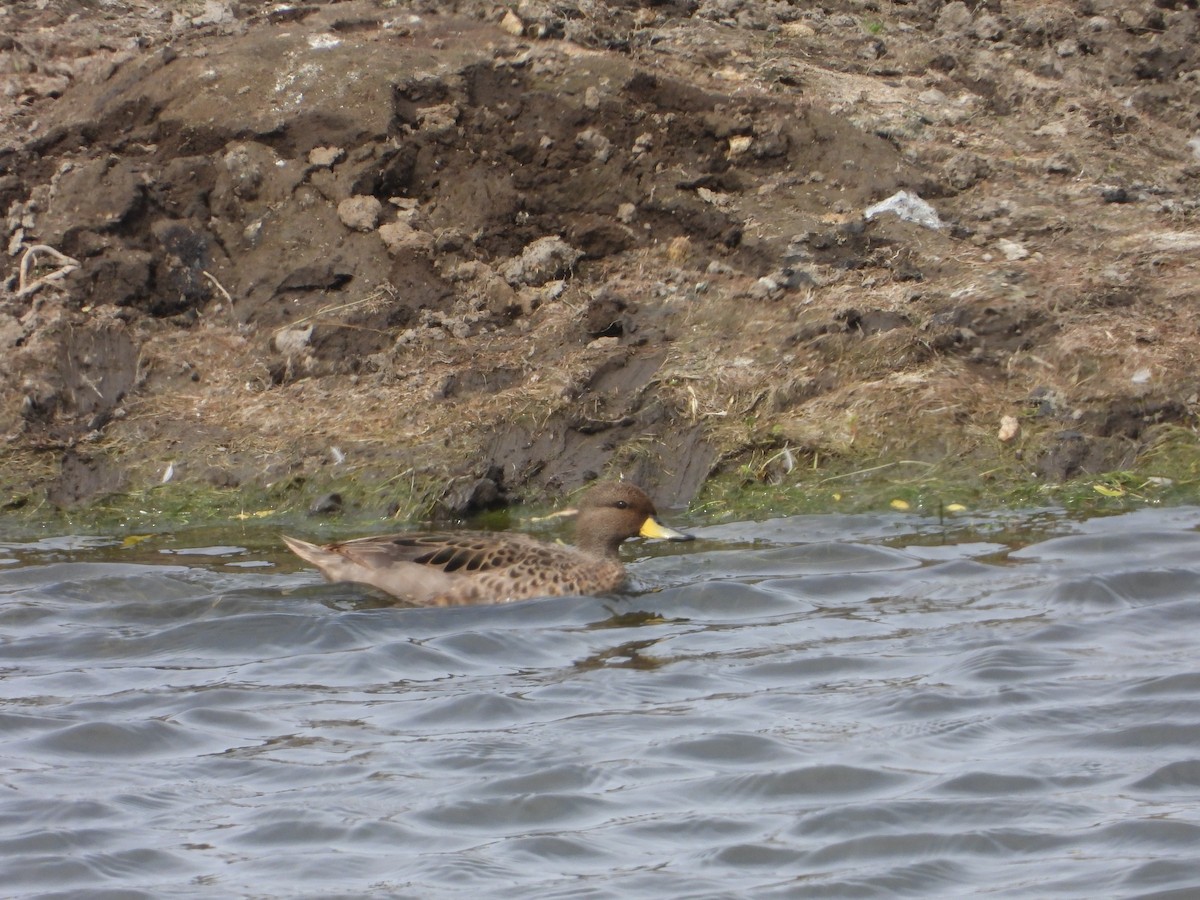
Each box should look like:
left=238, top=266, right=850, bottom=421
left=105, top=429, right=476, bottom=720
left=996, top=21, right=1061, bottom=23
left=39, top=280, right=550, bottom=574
left=890, top=499, right=910, bottom=511
left=945, top=503, right=967, bottom=513
left=1093, top=484, right=1124, bottom=497
left=121, top=534, right=154, bottom=548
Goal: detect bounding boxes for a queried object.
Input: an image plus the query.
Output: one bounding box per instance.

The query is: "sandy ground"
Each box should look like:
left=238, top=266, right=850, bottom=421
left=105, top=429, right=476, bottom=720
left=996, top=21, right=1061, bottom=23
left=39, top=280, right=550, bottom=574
left=2, top=0, right=1199, bottom=518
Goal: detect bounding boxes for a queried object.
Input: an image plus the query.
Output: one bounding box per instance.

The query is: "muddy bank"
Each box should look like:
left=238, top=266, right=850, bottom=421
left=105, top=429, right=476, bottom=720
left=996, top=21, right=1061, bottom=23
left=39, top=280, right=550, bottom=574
left=2, top=0, right=1199, bottom=521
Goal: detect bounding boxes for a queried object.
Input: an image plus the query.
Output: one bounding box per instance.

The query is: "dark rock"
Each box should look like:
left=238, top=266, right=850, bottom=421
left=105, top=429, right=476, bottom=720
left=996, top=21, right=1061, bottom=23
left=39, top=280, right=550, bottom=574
left=584, top=291, right=630, bottom=339
left=1036, top=430, right=1090, bottom=481
left=308, top=492, right=343, bottom=515
left=40, top=157, right=145, bottom=244
left=437, top=476, right=506, bottom=518
left=81, top=250, right=154, bottom=308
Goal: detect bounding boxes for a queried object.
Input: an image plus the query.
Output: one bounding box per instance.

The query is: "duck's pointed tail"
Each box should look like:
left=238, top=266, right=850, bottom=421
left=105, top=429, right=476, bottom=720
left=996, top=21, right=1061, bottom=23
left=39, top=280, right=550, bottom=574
left=282, top=535, right=336, bottom=573
left=282, top=534, right=445, bottom=603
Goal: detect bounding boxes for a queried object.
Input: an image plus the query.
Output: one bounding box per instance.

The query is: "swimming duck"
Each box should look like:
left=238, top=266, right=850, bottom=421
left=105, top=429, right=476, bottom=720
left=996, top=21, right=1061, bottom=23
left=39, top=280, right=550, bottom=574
left=282, top=481, right=694, bottom=606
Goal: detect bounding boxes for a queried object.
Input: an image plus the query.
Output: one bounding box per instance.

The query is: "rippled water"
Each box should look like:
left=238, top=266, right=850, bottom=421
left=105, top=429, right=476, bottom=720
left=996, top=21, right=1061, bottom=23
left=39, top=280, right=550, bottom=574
left=3, top=504, right=1200, bottom=898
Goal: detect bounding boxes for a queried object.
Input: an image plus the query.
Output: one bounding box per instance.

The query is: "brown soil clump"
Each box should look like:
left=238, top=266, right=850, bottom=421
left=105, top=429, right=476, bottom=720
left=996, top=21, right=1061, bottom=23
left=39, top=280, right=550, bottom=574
left=3, top=0, right=1199, bottom=517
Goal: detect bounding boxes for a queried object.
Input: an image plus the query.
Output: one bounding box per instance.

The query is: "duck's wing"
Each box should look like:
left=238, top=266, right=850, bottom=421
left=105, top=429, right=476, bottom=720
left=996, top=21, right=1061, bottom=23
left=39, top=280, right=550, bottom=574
left=330, top=531, right=547, bottom=572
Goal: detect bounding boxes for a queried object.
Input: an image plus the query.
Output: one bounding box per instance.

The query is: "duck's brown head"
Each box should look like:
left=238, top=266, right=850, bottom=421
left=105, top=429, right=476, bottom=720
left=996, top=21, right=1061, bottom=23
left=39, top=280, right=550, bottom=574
left=573, top=481, right=694, bottom=558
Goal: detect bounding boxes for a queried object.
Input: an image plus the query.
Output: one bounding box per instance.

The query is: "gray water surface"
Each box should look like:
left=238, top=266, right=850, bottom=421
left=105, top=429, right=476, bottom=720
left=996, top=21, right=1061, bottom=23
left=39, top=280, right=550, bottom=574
left=3, top=506, right=1200, bottom=898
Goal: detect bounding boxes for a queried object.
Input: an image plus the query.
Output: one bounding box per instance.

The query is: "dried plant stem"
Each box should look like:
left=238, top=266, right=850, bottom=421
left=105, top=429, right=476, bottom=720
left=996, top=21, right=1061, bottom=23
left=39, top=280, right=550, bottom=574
left=16, top=244, right=81, bottom=299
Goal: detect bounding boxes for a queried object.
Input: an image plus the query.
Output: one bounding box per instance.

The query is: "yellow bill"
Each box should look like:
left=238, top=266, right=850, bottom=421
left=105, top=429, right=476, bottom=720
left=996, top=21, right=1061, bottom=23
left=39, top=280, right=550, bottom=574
left=639, top=516, right=694, bottom=542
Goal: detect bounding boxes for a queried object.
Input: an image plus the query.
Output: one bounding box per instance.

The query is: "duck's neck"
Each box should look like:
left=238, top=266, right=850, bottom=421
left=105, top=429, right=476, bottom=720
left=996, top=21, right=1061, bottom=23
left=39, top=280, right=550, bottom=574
left=575, top=528, right=624, bottom=559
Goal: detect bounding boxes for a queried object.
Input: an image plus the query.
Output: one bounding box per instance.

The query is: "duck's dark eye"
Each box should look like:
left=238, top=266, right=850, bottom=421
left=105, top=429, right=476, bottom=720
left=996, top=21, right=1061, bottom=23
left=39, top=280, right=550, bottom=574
left=614, top=500, right=629, bottom=510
